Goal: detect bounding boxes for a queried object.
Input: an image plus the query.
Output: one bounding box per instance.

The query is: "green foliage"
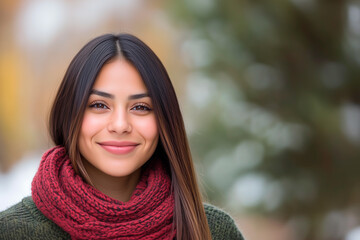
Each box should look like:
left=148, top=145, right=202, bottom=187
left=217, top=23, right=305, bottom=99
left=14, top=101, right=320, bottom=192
left=167, top=0, right=360, bottom=239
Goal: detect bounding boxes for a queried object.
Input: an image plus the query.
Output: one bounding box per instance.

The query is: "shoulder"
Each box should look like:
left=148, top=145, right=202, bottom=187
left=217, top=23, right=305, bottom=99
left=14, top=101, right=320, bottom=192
left=204, top=203, right=245, bottom=240
left=0, top=196, right=69, bottom=240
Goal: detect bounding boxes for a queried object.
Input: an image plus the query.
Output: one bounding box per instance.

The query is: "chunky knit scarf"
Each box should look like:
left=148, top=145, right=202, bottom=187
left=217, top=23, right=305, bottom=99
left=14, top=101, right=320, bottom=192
left=31, top=146, right=175, bottom=240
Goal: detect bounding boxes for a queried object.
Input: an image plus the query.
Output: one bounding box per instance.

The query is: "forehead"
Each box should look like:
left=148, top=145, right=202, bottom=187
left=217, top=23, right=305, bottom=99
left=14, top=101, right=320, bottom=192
left=93, top=59, right=147, bottom=92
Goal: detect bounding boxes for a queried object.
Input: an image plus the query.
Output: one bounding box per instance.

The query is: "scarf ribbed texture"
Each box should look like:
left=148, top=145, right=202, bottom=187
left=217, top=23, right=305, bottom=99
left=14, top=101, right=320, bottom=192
left=31, top=146, right=175, bottom=240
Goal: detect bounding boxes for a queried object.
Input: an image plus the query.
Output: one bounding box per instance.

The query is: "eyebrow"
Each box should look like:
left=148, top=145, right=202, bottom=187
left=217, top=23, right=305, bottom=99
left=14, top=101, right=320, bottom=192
left=90, top=89, right=114, bottom=99
left=128, top=93, right=150, bottom=100
left=90, top=89, right=150, bottom=100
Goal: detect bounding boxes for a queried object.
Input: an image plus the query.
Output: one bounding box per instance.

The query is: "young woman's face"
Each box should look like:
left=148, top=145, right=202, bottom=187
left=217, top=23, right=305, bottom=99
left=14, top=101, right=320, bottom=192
left=78, top=59, right=159, bottom=179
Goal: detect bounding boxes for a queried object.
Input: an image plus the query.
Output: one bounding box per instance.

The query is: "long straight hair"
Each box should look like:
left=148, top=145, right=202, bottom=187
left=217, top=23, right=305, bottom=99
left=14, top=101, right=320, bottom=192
left=49, top=33, right=212, bottom=239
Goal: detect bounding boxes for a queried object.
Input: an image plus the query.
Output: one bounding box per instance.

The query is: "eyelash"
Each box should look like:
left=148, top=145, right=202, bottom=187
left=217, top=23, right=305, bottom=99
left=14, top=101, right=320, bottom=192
left=89, top=101, right=109, bottom=110
left=88, top=101, right=152, bottom=112
left=130, top=103, right=152, bottom=112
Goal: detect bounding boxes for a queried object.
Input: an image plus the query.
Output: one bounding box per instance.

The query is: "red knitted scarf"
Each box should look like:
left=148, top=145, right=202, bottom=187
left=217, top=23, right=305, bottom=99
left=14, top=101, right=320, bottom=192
left=31, top=146, right=176, bottom=240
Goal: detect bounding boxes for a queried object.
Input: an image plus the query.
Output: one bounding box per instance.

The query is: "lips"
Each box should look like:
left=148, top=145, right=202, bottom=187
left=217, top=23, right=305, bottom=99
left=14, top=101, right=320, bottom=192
left=98, top=141, right=139, bottom=155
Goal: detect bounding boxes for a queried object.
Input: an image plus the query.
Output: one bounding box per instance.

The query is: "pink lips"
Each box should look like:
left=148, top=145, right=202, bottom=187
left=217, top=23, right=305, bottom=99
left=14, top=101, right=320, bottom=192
left=98, top=141, right=139, bottom=155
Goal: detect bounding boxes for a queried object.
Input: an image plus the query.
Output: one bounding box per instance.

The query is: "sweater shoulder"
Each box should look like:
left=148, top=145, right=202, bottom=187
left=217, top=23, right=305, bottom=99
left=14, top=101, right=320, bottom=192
left=204, top=203, right=245, bottom=240
left=0, top=196, right=69, bottom=240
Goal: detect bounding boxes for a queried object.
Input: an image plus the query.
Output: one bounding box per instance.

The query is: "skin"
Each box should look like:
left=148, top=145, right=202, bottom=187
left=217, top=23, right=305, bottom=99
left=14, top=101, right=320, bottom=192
left=78, top=59, right=159, bottom=202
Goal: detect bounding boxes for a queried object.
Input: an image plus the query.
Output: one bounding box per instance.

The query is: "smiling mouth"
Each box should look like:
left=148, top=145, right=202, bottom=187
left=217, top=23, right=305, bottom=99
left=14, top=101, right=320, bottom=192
left=98, top=141, right=139, bottom=155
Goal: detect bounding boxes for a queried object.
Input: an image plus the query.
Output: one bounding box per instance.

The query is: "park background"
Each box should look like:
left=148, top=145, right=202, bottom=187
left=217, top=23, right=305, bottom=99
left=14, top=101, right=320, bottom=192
left=1, top=0, right=360, bottom=239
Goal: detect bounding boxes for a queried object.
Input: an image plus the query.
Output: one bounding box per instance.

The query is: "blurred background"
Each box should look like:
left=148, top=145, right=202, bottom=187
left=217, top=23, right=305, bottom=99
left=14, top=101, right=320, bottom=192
left=1, top=0, right=360, bottom=239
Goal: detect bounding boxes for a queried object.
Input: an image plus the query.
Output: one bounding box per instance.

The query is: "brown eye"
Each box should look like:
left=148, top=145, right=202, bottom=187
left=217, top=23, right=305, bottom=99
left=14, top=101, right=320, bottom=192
left=89, top=102, right=109, bottom=109
left=131, top=104, right=151, bottom=111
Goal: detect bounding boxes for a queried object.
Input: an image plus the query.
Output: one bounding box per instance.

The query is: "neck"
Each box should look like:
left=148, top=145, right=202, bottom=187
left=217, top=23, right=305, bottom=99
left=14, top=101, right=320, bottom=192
left=82, top=160, right=141, bottom=202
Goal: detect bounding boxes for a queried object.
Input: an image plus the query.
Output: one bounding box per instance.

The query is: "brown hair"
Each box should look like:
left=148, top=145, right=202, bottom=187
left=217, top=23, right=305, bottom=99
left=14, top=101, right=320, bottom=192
left=49, top=33, right=212, bottom=239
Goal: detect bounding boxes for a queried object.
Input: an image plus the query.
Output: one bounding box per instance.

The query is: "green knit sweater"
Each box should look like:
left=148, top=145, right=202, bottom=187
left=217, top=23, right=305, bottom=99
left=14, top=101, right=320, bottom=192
left=0, top=197, right=244, bottom=240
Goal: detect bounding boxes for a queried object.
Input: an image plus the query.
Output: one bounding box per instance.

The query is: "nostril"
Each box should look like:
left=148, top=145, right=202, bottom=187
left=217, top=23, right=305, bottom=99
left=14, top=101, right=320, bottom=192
left=107, top=113, right=132, bottom=134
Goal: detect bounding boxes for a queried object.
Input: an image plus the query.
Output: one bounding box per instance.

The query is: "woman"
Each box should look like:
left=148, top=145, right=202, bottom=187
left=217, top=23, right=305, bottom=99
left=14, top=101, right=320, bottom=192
left=0, top=33, right=243, bottom=240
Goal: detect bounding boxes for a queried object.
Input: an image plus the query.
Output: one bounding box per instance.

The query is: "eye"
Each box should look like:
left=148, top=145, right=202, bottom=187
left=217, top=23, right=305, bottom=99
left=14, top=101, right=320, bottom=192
left=89, top=102, right=109, bottom=110
left=130, top=104, right=152, bottom=112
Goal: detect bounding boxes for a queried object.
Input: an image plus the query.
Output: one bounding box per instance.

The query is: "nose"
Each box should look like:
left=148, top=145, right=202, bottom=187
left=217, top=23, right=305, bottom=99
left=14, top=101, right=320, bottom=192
left=107, top=109, right=132, bottom=134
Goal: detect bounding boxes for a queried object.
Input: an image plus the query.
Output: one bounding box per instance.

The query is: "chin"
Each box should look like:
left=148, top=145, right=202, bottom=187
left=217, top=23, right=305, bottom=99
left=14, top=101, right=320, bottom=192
left=102, top=165, right=142, bottom=178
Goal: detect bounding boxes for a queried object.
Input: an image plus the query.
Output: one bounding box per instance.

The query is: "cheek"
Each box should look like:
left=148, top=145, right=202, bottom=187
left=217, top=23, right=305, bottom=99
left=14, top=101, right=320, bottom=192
left=80, top=113, right=105, bottom=139
left=135, top=116, right=159, bottom=141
